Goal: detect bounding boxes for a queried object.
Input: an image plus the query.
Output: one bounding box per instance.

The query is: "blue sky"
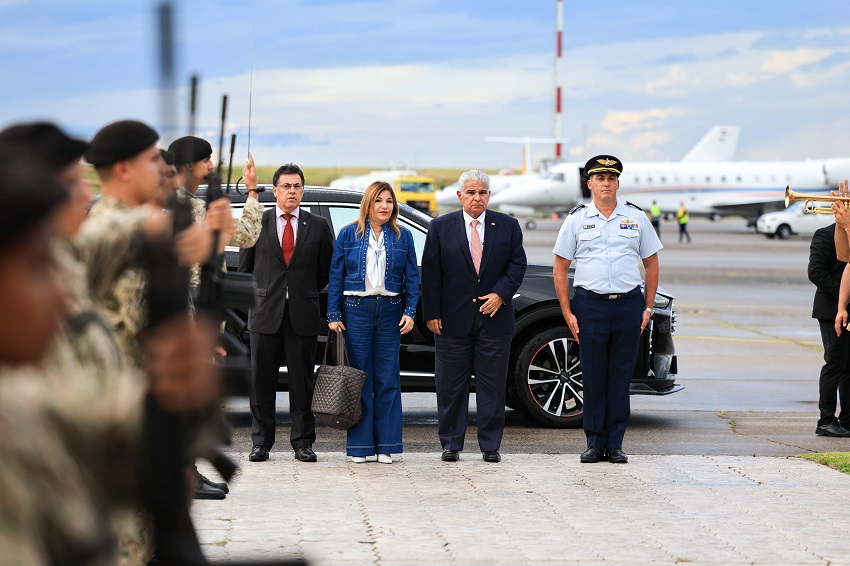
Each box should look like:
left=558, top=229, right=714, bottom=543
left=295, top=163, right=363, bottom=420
left=1, top=0, right=849, bottom=169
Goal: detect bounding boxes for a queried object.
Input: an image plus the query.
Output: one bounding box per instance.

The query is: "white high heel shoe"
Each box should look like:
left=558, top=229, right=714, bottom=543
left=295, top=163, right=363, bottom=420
left=350, top=456, right=367, bottom=464
left=377, top=454, right=392, bottom=464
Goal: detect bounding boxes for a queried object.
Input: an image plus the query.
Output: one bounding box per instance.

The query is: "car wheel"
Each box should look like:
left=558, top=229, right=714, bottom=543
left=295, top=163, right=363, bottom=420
left=525, top=219, right=537, bottom=230
left=510, top=326, right=583, bottom=428
left=776, top=224, right=792, bottom=239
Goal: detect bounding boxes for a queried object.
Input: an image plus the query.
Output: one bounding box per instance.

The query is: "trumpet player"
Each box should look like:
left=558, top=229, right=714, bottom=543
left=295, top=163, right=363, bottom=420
left=823, top=178, right=850, bottom=437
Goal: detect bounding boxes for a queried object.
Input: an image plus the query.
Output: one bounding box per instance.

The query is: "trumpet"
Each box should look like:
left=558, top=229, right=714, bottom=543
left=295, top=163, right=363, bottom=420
left=785, top=186, right=850, bottom=214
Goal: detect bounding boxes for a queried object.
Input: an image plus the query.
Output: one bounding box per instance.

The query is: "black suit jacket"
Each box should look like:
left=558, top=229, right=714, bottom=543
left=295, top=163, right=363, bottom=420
left=809, top=223, right=847, bottom=320
left=238, top=207, right=334, bottom=336
left=421, top=209, right=527, bottom=337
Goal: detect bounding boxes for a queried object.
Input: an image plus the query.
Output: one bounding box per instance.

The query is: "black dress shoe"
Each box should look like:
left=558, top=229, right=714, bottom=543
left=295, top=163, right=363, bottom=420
left=249, top=445, right=269, bottom=462
left=194, top=476, right=225, bottom=500
left=606, top=447, right=629, bottom=464
left=198, top=472, right=229, bottom=494
left=294, top=446, right=318, bottom=462
left=580, top=447, right=604, bottom=463
left=482, top=450, right=501, bottom=463
left=815, top=422, right=850, bottom=437
left=441, top=449, right=459, bottom=462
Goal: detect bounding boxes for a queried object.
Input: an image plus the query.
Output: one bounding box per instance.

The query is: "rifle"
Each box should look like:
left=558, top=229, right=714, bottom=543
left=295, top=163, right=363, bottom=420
left=142, top=194, right=207, bottom=565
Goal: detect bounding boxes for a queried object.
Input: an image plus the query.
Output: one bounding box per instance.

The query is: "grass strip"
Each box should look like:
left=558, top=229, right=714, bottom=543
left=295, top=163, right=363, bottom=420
left=799, top=452, right=850, bottom=474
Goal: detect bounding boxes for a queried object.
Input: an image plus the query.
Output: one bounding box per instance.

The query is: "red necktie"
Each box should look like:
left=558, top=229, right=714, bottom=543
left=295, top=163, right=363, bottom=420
left=282, top=213, right=294, bottom=264
left=470, top=219, right=482, bottom=274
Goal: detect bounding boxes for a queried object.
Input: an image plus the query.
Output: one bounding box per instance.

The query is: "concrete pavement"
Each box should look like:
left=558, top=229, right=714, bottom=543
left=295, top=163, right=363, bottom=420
left=194, top=452, right=850, bottom=565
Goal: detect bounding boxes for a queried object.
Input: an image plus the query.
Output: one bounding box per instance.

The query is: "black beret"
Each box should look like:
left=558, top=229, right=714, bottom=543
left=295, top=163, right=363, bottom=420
left=0, top=150, right=68, bottom=249
left=168, top=136, right=212, bottom=166
left=585, top=154, right=623, bottom=177
left=0, top=122, right=88, bottom=172
left=84, top=120, right=159, bottom=167
left=160, top=149, right=175, bottom=166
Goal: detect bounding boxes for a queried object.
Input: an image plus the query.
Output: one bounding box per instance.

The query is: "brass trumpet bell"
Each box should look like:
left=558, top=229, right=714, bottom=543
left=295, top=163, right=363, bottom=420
left=784, top=186, right=850, bottom=214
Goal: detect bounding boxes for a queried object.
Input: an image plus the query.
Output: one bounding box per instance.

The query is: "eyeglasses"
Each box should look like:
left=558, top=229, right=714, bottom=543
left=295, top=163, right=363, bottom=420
left=275, top=183, right=303, bottom=191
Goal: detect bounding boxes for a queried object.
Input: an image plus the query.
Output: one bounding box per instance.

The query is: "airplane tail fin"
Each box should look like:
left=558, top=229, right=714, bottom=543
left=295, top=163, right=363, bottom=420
left=681, top=126, right=741, bottom=162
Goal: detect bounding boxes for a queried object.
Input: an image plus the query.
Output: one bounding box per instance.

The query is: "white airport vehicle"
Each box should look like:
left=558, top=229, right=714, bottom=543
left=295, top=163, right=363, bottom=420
left=755, top=201, right=835, bottom=239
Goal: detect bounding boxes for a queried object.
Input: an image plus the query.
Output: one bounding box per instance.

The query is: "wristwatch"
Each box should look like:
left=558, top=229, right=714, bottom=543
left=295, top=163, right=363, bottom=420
left=645, top=307, right=655, bottom=315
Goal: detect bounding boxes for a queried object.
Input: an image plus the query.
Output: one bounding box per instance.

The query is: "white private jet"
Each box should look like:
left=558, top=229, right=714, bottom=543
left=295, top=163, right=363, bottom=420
left=489, top=126, right=850, bottom=225
left=435, top=135, right=568, bottom=210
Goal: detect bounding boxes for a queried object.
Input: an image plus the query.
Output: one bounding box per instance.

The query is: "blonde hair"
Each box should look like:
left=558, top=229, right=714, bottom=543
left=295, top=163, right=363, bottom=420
left=355, top=181, right=401, bottom=239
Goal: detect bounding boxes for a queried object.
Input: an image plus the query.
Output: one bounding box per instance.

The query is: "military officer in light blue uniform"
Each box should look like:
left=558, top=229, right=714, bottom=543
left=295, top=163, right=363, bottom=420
left=552, top=155, right=662, bottom=464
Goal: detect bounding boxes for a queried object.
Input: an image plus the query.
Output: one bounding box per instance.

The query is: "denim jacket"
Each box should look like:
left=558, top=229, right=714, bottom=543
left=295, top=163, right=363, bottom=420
left=327, top=223, right=420, bottom=322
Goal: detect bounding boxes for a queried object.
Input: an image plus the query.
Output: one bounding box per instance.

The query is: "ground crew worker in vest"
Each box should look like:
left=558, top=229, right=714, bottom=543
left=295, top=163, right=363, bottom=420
left=649, top=200, right=662, bottom=239
left=676, top=202, right=691, bottom=243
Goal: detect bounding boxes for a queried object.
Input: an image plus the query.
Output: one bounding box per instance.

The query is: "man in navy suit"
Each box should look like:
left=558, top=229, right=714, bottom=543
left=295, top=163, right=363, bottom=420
left=421, top=170, right=527, bottom=463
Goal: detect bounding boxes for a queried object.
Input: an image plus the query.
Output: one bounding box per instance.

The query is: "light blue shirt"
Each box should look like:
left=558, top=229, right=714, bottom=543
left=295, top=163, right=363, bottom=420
left=553, top=200, right=662, bottom=293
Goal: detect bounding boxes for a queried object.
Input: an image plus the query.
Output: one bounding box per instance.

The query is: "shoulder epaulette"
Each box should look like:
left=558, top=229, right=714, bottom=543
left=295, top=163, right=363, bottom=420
left=568, top=204, right=585, bottom=215
left=626, top=201, right=643, bottom=211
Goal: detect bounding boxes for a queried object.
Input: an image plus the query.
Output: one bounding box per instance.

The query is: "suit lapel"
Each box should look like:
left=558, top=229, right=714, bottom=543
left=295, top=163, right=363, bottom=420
left=266, top=209, right=286, bottom=268
left=453, top=211, right=476, bottom=274
left=479, top=213, right=497, bottom=275
left=288, top=209, right=312, bottom=266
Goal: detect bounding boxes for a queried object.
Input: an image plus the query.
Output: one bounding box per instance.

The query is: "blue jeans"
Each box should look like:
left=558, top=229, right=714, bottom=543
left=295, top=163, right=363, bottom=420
left=342, top=295, right=404, bottom=456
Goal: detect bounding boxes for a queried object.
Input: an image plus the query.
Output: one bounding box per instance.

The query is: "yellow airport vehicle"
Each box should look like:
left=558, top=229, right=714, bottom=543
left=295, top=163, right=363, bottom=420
left=394, top=175, right=437, bottom=216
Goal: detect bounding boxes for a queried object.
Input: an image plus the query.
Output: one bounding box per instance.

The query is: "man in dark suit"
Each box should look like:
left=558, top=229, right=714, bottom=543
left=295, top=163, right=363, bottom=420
left=421, top=170, right=527, bottom=463
left=808, top=223, right=850, bottom=437
left=238, top=163, right=334, bottom=462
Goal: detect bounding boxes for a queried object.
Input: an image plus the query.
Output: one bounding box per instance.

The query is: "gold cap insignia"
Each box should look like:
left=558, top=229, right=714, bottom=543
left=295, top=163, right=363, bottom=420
left=597, top=158, right=617, bottom=167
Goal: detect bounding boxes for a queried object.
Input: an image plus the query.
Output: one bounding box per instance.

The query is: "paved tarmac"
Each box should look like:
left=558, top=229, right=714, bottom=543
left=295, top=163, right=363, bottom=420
left=192, top=218, right=850, bottom=564
left=194, top=452, right=850, bottom=565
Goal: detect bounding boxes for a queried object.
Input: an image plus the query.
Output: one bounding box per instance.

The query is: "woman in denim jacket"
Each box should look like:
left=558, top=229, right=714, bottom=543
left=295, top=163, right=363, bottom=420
left=327, top=181, right=420, bottom=463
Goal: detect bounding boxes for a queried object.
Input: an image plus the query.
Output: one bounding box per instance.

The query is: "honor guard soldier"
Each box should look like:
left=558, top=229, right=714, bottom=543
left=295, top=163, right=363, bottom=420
left=168, top=136, right=262, bottom=287
left=552, top=155, right=662, bottom=464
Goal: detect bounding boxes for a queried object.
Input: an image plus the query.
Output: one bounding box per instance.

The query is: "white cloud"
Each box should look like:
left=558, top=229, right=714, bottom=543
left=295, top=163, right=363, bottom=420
left=600, top=108, right=688, bottom=135
left=761, top=48, right=832, bottom=74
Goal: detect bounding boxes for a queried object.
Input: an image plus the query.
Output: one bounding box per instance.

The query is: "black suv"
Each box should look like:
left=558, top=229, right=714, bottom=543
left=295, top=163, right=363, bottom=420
left=209, top=185, right=681, bottom=428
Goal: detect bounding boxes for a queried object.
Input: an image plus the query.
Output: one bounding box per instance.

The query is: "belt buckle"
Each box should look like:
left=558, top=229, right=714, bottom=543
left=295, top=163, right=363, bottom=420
left=608, top=294, right=619, bottom=300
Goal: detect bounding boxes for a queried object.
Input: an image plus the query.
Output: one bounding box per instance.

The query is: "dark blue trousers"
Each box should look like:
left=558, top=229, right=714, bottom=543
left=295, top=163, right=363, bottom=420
left=572, top=288, right=643, bottom=450
left=343, top=295, right=404, bottom=457
left=434, top=313, right=511, bottom=452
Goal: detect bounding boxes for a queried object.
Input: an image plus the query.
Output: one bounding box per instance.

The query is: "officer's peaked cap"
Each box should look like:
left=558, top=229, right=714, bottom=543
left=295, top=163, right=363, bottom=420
left=585, top=155, right=623, bottom=177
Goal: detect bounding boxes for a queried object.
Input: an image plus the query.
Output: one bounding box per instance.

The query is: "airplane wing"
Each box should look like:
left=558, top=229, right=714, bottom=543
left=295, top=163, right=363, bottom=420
left=681, top=126, right=741, bottom=163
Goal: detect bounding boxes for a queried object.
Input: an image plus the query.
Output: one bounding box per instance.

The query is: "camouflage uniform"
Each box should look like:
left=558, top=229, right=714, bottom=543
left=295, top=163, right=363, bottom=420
left=76, top=196, right=150, bottom=367
left=42, top=237, right=126, bottom=376
left=0, top=364, right=144, bottom=566
left=176, top=186, right=263, bottom=287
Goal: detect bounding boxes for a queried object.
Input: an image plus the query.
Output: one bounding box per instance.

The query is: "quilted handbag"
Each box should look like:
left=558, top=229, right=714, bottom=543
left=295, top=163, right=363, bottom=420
left=311, top=331, right=366, bottom=430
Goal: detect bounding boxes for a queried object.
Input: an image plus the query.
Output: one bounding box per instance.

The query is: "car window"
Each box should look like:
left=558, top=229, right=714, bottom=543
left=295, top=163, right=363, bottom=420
left=327, top=205, right=361, bottom=236
left=397, top=216, right=427, bottom=266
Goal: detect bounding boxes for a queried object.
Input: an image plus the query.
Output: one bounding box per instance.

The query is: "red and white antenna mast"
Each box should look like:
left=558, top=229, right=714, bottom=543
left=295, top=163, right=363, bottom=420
left=554, top=0, right=564, bottom=160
